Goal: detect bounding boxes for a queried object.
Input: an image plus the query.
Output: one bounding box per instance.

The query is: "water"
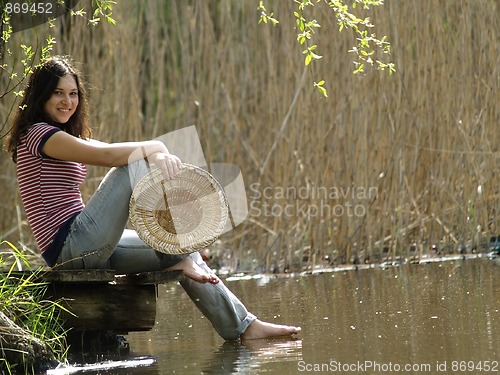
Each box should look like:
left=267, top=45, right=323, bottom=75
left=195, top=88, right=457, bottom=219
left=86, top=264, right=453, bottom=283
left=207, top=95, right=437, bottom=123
left=52, top=257, right=499, bottom=374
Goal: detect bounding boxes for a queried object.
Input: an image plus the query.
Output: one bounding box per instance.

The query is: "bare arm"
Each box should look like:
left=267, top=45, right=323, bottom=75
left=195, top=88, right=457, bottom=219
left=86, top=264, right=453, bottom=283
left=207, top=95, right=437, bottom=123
left=42, top=131, right=183, bottom=179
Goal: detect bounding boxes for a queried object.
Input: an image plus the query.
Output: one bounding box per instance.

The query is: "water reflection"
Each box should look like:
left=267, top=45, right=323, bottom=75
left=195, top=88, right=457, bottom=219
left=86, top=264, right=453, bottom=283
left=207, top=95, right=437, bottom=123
left=202, top=339, right=302, bottom=374
left=56, top=257, right=499, bottom=374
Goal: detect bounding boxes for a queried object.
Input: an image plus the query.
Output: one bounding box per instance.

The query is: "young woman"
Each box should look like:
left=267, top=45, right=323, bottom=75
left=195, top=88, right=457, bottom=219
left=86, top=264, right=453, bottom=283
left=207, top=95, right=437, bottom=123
left=6, top=56, right=300, bottom=340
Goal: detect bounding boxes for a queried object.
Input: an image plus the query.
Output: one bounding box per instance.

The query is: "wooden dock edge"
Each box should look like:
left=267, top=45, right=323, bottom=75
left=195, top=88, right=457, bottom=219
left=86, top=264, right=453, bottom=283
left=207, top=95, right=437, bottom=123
left=7, top=269, right=184, bottom=334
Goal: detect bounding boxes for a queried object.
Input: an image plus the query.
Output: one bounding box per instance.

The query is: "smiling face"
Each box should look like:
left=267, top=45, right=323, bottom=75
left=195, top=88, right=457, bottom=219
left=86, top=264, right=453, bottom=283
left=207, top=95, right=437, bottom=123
left=43, top=74, right=79, bottom=124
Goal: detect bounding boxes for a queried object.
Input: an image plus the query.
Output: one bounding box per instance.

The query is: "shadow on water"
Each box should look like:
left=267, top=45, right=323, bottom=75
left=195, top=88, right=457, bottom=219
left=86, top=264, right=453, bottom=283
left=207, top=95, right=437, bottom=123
left=48, top=256, right=499, bottom=374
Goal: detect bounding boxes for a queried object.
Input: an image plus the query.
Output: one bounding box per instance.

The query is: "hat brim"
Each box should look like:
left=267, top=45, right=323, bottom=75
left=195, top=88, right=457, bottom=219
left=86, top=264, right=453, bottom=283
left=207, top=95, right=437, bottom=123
left=129, top=164, right=228, bottom=255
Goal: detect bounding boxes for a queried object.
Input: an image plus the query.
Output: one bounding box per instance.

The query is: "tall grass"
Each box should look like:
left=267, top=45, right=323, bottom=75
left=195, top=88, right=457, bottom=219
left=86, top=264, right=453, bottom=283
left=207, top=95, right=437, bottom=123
left=1, top=0, right=500, bottom=272
left=0, top=241, right=67, bottom=373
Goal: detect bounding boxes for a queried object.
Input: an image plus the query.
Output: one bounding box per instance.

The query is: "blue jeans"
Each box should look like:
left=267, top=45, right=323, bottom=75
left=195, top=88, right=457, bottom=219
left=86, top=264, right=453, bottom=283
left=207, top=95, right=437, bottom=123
left=55, top=160, right=256, bottom=340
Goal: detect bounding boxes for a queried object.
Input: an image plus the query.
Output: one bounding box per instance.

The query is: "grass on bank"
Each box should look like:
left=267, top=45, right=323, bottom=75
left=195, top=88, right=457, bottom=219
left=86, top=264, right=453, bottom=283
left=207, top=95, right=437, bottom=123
left=0, top=240, right=68, bottom=374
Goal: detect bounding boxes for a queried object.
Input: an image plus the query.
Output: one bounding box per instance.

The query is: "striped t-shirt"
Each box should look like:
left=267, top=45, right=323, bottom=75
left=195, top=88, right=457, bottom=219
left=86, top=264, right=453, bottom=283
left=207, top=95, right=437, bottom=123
left=17, top=123, right=86, bottom=261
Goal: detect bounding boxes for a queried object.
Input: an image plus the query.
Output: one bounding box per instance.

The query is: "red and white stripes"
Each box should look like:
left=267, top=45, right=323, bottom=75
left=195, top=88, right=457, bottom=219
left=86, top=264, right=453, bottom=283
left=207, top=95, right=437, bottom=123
left=17, top=123, right=86, bottom=253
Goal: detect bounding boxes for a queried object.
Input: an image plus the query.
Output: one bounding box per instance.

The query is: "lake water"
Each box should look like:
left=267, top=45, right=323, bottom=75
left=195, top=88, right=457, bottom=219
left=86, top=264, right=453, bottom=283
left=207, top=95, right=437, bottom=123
left=50, top=256, right=499, bottom=374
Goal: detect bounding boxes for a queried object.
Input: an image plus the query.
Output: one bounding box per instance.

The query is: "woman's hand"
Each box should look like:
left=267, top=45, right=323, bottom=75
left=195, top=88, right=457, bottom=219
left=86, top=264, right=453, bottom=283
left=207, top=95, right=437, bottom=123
left=148, top=151, right=184, bottom=180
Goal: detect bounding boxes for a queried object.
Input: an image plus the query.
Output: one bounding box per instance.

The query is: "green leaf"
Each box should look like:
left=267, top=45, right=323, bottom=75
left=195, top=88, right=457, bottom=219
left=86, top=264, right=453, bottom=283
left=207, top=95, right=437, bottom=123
left=314, top=81, right=328, bottom=97
left=353, top=63, right=365, bottom=74
left=305, top=53, right=312, bottom=66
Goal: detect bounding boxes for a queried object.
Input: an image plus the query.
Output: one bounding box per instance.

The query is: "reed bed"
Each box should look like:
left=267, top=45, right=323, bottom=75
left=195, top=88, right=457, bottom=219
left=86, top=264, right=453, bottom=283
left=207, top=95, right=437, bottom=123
left=1, top=0, right=500, bottom=272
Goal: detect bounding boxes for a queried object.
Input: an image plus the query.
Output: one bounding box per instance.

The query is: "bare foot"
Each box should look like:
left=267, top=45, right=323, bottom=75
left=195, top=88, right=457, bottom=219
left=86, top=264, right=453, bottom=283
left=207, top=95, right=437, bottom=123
left=241, top=319, right=301, bottom=341
left=164, top=256, right=220, bottom=284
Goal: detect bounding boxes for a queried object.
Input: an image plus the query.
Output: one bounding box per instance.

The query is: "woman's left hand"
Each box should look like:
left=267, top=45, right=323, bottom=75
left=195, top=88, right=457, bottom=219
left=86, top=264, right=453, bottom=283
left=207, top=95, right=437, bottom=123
left=149, top=152, right=184, bottom=180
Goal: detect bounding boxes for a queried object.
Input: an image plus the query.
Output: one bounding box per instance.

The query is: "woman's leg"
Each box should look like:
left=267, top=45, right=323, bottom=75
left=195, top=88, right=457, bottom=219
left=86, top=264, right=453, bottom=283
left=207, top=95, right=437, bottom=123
left=178, top=253, right=301, bottom=340
left=56, top=160, right=153, bottom=269
left=108, top=229, right=185, bottom=274
left=179, top=252, right=257, bottom=340
left=110, top=230, right=260, bottom=339
left=113, top=242, right=301, bottom=340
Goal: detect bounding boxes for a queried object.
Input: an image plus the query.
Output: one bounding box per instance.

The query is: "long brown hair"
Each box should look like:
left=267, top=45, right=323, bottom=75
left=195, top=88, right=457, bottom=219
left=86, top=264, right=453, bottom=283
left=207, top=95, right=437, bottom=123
left=6, top=56, right=92, bottom=162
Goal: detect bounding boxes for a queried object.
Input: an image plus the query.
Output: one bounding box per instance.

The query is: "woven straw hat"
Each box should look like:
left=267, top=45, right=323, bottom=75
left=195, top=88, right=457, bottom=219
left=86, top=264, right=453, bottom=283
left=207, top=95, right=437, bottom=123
left=129, top=164, right=229, bottom=255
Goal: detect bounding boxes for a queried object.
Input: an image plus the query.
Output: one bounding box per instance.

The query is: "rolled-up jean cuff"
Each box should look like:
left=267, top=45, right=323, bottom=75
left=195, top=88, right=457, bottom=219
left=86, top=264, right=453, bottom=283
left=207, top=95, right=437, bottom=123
left=236, top=313, right=258, bottom=336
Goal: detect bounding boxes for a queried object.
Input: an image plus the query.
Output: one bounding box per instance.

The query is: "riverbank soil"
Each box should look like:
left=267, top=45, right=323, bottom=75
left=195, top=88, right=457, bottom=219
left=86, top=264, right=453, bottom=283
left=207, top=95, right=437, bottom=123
left=0, top=311, right=55, bottom=370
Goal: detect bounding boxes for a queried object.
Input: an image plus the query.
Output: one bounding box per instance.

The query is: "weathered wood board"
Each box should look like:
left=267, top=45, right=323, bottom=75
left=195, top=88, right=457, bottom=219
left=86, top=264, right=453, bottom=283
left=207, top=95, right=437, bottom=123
left=50, top=282, right=157, bottom=332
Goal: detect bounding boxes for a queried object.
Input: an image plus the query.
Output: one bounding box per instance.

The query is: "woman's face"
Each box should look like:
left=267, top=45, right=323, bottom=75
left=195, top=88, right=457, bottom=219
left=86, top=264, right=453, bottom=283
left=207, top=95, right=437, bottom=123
left=43, top=74, right=79, bottom=124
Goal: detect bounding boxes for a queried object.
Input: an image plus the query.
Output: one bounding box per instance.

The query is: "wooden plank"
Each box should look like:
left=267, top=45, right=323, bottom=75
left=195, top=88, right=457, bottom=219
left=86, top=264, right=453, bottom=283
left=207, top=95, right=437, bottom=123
left=7, top=269, right=115, bottom=284
left=7, top=269, right=183, bottom=285
left=40, top=269, right=116, bottom=283
left=113, top=270, right=184, bottom=285
left=48, top=283, right=157, bottom=332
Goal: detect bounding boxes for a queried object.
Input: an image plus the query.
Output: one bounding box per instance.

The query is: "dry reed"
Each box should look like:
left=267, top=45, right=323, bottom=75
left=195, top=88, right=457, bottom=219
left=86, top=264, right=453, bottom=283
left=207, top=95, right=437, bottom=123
left=1, top=0, right=500, bottom=272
